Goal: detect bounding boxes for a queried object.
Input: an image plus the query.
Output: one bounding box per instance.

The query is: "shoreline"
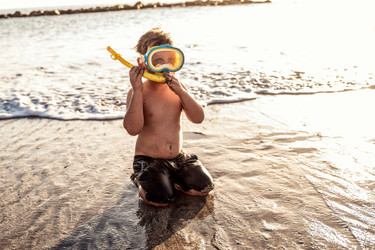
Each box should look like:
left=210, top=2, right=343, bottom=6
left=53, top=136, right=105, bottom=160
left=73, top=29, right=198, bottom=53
left=2, top=87, right=374, bottom=121
left=0, top=0, right=271, bottom=19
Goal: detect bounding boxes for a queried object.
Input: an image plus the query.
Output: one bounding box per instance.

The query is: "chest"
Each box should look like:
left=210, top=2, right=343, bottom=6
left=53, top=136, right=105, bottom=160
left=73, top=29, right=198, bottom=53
left=142, top=86, right=182, bottom=123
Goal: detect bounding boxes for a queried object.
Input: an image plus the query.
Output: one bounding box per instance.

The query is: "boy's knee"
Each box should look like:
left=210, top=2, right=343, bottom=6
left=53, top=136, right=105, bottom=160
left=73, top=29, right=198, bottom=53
left=138, top=178, right=175, bottom=205
left=143, top=188, right=175, bottom=205
left=180, top=162, right=214, bottom=194
left=199, top=180, right=214, bottom=193
left=138, top=187, right=172, bottom=206
left=137, top=167, right=175, bottom=205
left=194, top=173, right=214, bottom=194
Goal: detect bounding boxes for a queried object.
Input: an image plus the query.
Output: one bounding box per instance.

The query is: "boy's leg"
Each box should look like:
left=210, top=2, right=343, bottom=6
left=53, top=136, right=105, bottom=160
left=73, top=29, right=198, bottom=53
left=133, top=177, right=169, bottom=207
left=174, top=153, right=214, bottom=196
left=132, top=156, right=175, bottom=206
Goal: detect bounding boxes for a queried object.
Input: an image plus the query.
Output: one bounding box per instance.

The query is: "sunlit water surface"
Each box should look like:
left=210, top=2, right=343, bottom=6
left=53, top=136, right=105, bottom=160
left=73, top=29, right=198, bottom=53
left=252, top=89, right=375, bottom=248
left=0, top=0, right=374, bottom=120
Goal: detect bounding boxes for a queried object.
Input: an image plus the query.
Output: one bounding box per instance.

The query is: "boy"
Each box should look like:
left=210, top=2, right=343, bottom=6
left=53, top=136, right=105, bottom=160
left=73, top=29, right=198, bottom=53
left=124, top=28, right=214, bottom=207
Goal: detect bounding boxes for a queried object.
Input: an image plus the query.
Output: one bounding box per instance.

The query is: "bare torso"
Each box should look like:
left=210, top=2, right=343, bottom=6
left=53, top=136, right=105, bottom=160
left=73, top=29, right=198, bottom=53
left=134, top=81, right=183, bottom=159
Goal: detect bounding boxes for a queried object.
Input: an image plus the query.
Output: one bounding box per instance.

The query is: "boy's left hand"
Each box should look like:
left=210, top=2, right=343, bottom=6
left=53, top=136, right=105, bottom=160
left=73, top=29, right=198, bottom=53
left=163, top=72, right=184, bottom=96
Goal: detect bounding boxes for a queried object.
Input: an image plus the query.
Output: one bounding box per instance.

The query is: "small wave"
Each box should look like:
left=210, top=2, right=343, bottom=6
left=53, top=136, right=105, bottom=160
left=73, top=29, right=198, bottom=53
left=254, top=86, right=364, bottom=95
left=0, top=107, right=124, bottom=121
left=0, top=92, right=126, bottom=121
left=207, top=93, right=258, bottom=105
left=0, top=93, right=258, bottom=120
left=1, top=85, right=373, bottom=120
left=253, top=84, right=375, bottom=96
left=0, top=113, right=124, bottom=121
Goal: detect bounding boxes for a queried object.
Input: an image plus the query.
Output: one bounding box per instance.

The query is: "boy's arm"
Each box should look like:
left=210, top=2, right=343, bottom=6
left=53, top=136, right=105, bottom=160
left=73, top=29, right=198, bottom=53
left=163, top=72, right=204, bottom=124
left=123, top=67, right=145, bottom=135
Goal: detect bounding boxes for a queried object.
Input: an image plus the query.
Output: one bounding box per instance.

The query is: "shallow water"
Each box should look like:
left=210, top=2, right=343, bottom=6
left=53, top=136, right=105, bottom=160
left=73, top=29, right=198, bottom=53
left=1, top=91, right=374, bottom=249
left=251, top=90, right=375, bottom=248
left=0, top=0, right=374, bottom=119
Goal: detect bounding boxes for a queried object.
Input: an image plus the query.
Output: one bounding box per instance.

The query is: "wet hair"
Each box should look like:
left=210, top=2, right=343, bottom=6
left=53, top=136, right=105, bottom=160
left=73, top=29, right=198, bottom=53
left=135, top=27, right=174, bottom=55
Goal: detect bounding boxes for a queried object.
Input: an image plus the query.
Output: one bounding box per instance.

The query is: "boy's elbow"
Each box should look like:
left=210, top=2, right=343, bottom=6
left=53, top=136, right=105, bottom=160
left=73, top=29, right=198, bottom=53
left=196, top=118, right=204, bottom=124
left=123, top=120, right=142, bottom=136
left=128, top=131, right=140, bottom=136
left=192, top=113, right=205, bottom=124
left=125, top=126, right=141, bottom=136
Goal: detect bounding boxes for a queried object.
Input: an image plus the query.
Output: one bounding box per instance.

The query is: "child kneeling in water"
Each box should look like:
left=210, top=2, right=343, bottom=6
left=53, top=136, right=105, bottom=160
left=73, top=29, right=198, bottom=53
left=124, top=28, right=214, bottom=206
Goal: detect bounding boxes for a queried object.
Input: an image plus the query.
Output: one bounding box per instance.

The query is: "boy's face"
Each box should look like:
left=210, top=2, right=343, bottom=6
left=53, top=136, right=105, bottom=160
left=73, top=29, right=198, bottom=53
left=150, top=51, right=178, bottom=68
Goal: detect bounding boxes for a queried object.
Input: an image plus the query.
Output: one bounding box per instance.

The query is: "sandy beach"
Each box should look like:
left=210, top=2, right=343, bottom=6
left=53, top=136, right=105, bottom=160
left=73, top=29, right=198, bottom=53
left=1, top=89, right=374, bottom=249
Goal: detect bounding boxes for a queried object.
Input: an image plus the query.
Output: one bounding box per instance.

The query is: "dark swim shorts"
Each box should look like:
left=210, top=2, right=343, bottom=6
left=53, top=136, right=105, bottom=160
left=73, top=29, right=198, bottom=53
left=131, top=151, right=214, bottom=204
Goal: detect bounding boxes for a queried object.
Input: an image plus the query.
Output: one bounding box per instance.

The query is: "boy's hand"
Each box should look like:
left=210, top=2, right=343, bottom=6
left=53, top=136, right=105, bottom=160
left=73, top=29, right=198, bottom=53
left=163, top=72, right=184, bottom=96
left=129, top=66, right=144, bottom=91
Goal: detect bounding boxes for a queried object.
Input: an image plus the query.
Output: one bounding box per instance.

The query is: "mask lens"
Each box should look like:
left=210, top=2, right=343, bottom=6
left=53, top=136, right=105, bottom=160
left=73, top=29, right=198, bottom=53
left=146, top=45, right=184, bottom=72
left=151, top=51, right=177, bottom=67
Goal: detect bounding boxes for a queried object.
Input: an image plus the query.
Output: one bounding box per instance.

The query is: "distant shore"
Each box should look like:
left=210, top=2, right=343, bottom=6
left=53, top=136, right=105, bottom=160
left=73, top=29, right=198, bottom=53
left=0, top=0, right=271, bottom=19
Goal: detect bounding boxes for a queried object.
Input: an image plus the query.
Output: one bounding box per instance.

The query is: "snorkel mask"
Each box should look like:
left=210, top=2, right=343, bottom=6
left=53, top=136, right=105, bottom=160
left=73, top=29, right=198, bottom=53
left=142, top=44, right=184, bottom=73
left=106, top=45, right=184, bottom=83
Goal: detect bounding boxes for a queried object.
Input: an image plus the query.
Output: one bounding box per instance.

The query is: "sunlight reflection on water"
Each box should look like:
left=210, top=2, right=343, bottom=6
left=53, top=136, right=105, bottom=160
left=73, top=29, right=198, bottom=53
left=252, top=89, right=375, bottom=248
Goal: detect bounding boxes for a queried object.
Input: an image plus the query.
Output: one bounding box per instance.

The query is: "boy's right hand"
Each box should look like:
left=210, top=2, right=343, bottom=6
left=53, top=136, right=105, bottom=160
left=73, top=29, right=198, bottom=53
left=129, top=66, right=144, bottom=91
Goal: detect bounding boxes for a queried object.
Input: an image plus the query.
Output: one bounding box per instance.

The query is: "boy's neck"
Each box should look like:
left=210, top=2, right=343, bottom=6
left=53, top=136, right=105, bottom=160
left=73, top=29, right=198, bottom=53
left=145, top=80, right=168, bottom=90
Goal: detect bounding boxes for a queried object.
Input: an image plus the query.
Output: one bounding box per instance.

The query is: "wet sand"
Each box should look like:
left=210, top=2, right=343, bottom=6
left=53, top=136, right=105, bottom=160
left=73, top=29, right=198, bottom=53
left=1, top=90, right=374, bottom=249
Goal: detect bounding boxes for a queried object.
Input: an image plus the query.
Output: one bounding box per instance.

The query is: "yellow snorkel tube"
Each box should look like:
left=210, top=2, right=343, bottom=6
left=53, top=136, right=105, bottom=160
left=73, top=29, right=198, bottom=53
left=106, top=46, right=166, bottom=83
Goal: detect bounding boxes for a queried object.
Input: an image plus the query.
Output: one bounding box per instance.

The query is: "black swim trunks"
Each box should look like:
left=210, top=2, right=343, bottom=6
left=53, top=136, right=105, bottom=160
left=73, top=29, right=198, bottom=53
left=131, top=151, right=214, bottom=204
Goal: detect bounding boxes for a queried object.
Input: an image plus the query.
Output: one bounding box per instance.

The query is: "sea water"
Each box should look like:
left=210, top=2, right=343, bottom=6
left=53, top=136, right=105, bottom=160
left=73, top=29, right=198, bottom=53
left=0, top=0, right=374, bottom=120
left=1, top=0, right=375, bottom=248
